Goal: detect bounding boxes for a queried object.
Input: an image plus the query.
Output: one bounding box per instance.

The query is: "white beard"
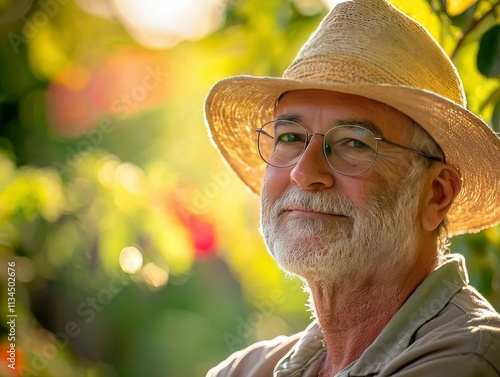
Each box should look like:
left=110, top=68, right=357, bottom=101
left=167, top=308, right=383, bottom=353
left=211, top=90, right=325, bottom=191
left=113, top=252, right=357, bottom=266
left=259, top=169, right=425, bottom=286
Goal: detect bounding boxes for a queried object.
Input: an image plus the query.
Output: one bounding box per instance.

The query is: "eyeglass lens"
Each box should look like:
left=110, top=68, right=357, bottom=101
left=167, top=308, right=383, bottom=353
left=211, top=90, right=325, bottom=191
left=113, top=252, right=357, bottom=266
left=257, top=120, right=378, bottom=176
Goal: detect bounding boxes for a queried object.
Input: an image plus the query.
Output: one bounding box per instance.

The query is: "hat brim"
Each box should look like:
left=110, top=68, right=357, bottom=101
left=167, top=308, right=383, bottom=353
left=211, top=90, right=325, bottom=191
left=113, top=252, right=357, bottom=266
left=205, top=75, right=500, bottom=236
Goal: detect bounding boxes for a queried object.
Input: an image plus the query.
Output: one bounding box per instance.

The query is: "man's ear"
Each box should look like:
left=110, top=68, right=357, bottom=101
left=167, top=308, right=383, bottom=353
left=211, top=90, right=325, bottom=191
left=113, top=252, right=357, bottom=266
left=421, top=164, right=462, bottom=232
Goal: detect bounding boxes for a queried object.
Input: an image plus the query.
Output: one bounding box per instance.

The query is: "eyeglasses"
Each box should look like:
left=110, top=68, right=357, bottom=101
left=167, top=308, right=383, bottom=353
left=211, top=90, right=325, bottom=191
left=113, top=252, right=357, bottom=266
left=256, top=120, right=443, bottom=176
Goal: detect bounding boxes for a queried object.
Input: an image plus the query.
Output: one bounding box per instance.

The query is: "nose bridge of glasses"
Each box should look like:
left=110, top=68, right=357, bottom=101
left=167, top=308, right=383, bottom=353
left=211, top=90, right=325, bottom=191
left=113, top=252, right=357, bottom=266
left=306, top=132, right=326, bottom=143
left=300, top=132, right=330, bottom=168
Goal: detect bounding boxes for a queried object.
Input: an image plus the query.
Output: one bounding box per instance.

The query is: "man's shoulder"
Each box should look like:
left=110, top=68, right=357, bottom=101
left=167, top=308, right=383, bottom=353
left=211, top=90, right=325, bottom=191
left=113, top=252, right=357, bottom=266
left=419, top=283, right=500, bottom=336
left=206, top=332, right=302, bottom=377
left=411, top=256, right=500, bottom=349
left=453, top=284, right=500, bottom=319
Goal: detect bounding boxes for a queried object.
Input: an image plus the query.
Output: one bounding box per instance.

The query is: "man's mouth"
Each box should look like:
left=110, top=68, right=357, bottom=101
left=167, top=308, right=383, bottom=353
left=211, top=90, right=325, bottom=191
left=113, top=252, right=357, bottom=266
left=281, top=208, right=348, bottom=219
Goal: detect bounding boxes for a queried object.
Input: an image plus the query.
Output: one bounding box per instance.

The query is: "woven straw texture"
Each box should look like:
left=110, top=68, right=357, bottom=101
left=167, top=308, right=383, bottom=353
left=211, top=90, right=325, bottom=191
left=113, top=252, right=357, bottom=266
left=204, top=0, right=500, bottom=236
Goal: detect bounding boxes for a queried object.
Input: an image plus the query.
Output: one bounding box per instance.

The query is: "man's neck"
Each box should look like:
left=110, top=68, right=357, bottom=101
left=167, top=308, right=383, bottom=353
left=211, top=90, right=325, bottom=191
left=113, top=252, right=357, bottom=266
left=311, top=254, right=437, bottom=376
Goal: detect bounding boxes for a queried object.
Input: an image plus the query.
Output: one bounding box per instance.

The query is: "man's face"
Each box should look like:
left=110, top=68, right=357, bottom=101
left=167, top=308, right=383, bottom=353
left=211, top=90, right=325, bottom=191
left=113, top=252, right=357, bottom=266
left=259, top=89, right=428, bottom=285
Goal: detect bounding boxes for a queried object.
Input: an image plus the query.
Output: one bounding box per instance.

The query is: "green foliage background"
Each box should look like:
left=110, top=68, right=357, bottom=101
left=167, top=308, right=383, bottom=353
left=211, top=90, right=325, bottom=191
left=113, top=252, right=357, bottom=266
left=0, top=0, right=498, bottom=376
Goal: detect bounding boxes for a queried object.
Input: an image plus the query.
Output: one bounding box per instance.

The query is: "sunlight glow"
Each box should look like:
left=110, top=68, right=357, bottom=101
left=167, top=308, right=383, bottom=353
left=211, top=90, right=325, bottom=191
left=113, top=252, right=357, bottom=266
left=75, top=0, right=115, bottom=19
left=112, top=0, right=227, bottom=49
left=293, top=0, right=325, bottom=16
left=320, top=0, right=352, bottom=9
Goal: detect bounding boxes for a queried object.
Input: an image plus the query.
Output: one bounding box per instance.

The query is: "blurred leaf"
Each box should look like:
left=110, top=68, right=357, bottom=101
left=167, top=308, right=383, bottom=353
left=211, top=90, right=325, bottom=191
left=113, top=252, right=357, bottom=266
left=453, top=32, right=498, bottom=116
left=391, top=0, right=439, bottom=31
left=448, top=3, right=477, bottom=29
left=477, top=24, right=500, bottom=78
left=484, top=226, right=500, bottom=246
left=45, top=221, right=81, bottom=267
left=27, top=21, right=70, bottom=80
left=447, top=0, right=478, bottom=16
left=492, top=98, right=500, bottom=131
left=0, top=154, right=17, bottom=189
left=0, top=165, right=65, bottom=222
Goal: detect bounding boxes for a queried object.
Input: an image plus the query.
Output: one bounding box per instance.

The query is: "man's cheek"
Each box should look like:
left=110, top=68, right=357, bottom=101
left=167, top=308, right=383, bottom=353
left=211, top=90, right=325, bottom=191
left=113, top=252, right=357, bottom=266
left=263, top=167, right=292, bottom=197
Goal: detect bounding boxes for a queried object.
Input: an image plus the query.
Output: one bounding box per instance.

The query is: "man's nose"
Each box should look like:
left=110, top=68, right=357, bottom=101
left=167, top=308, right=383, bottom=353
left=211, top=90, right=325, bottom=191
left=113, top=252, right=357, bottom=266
left=290, top=135, right=335, bottom=190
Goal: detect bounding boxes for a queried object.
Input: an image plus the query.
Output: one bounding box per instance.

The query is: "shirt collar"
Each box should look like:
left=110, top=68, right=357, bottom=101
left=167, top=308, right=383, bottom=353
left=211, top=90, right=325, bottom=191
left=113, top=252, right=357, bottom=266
left=274, top=321, right=326, bottom=377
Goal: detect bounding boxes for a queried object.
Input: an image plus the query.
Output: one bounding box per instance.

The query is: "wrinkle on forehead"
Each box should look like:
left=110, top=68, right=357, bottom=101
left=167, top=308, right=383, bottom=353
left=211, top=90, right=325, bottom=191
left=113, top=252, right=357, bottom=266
left=274, top=89, right=415, bottom=142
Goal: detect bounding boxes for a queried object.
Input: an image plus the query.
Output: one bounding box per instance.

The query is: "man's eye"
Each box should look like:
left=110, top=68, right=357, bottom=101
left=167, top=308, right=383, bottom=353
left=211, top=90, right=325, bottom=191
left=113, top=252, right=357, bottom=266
left=276, top=133, right=304, bottom=143
left=345, top=139, right=370, bottom=149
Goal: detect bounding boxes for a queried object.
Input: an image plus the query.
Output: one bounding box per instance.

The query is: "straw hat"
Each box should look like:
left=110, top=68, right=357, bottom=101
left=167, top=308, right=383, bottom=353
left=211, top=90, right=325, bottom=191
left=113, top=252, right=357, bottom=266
left=204, top=0, right=500, bottom=236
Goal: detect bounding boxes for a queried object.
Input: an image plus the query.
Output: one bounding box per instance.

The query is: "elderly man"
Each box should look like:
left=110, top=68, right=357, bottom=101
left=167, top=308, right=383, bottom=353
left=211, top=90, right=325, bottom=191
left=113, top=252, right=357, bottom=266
left=204, top=0, right=500, bottom=376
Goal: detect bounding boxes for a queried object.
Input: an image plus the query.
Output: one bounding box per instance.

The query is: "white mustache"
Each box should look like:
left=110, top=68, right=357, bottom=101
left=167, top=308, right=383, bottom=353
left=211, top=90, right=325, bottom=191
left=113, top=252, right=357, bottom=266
left=269, top=186, right=357, bottom=218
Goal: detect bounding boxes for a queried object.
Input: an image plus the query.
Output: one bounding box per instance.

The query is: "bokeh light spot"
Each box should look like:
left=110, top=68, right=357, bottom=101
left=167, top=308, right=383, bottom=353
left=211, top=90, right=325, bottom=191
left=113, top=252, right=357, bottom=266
left=142, top=262, right=169, bottom=288
left=115, top=163, right=144, bottom=193
left=119, top=246, right=143, bottom=274
left=97, top=157, right=121, bottom=187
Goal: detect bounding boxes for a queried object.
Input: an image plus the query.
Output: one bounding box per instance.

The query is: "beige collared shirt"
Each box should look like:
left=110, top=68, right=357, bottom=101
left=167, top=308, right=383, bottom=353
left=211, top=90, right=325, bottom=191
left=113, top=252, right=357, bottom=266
left=207, top=254, right=500, bottom=376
